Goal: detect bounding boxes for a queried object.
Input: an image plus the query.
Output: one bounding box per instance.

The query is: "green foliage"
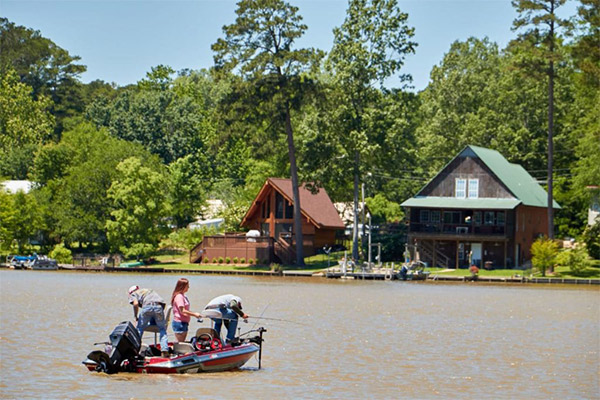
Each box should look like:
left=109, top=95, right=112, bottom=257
left=30, top=122, right=149, bottom=248
left=0, top=18, right=86, bottom=136
left=5, top=191, right=44, bottom=253
left=582, top=219, right=600, bottom=259
left=212, top=257, right=218, bottom=264
left=240, top=257, right=245, bottom=264
left=247, top=258, right=254, bottom=264
left=0, top=68, right=54, bottom=178
left=360, top=223, right=407, bottom=262
left=49, top=243, right=73, bottom=264
left=225, top=256, right=231, bottom=264
left=531, top=237, right=559, bottom=276
left=159, top=226, right=215, bottom=251
left=0, top=190, right=15, bottom=253
left=556, top=246, right=592, bottom=276
left=218, top=256, right=224, bottom=264
left=270, top=263, right=283, bottom=273
left=365, top=194, right=404, bottom=224
left=168, top=154, right=210, bottom=228
left=233, top=256, right=239, bottom=264
left=106, top=157, right=170, bottom=259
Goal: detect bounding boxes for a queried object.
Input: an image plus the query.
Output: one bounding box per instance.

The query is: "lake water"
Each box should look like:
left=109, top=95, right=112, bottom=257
left=0, top=270, right=598, bottom=399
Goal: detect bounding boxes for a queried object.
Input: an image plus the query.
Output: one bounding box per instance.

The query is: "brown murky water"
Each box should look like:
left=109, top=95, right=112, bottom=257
left=1, top=270, right=598, bottom=399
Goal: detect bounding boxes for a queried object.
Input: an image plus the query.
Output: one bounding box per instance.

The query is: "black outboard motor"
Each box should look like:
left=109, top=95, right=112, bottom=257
left=87, top=321, right=141, bottom=373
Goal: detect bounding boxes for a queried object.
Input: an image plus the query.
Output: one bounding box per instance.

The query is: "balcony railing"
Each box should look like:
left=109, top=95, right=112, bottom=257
left=409, top=222, right=507, bottom=236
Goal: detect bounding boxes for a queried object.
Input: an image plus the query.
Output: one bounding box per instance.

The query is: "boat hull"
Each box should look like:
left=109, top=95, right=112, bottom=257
left=84, top=343, right=259, bottom=374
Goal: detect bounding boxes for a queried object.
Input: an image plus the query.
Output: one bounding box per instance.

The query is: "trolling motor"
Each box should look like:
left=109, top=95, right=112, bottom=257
left=85, top=321, right=141, bottom=374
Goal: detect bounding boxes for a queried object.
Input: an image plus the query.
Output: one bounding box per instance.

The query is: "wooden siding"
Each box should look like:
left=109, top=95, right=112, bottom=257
left=514, top=205, right=549, bottom=261
left=420, top=156, right=514, bottom=198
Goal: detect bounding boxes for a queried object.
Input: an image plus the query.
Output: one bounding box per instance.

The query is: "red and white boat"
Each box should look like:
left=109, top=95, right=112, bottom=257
left=83, top=321, right=266, bottom=374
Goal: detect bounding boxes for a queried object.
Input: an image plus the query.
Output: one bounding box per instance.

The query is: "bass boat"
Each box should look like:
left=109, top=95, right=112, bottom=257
left=83, top=321, right=266, bottom=374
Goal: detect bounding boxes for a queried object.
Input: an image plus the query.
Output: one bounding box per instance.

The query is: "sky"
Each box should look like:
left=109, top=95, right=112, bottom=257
left=2, top=0, right=578, bottom=92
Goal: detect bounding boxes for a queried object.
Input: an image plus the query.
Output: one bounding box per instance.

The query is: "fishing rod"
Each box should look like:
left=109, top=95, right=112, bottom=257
left=250, top=303, right=270, bottom=331
left=246, top=316, right=306, bottom=326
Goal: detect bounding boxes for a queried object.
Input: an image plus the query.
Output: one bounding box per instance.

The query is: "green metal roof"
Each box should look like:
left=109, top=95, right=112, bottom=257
left=468, top=145, right=560, bottom=208
left=401, top=197, right=521, bottom=209
left=405, top=145, right=560, bottom=209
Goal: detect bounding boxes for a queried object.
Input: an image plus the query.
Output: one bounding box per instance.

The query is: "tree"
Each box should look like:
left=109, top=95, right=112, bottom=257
left=531, top=236, right=559, bottom=276
left=212, top=0, right=323, bottom=265
left=168, top=154, right=210, bottom=228
left=326, top=0, right=416, bottom=260
left=8, top=191, right=44, bottom=253
left=86, top=66, right=211, bottom=164
left=0, top=68, right=54, bottom=178
left=106, top=157, right=170, bottom=259
left=0, top=18, right=86, bottom=137
left=511, top=0, right=571, bottom=239
left=30, top=122, right=151, bottom=249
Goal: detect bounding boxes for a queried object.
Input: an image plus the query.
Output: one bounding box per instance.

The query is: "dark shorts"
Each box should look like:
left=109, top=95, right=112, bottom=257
left=172, top=321, right=189, bottom=334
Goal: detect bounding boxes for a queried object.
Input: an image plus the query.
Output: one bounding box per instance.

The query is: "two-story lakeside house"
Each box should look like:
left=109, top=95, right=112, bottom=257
left=401, top=145, right=560, bottom=269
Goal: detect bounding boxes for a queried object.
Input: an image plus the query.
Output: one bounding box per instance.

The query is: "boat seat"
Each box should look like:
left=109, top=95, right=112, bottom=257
left=173, top=342, right=195, bottom=355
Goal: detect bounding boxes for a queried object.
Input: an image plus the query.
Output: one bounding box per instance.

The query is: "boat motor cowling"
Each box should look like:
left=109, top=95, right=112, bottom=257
left=87, top=321, right=141, bottom=373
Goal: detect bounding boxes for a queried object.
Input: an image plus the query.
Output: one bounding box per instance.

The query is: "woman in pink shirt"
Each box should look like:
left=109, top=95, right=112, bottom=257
left=170, top=278, right=201, bottom=342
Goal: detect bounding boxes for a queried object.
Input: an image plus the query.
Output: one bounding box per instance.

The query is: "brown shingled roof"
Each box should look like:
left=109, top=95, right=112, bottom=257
left=243, top=178, right=345, bottom=229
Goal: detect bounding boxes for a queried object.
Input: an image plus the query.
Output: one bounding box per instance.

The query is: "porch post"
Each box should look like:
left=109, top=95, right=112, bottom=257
left=433, top=240, right=437, bottom=268
left=455, top=240, right=459, bottom=269
left=504, top=241, right=507, bottom=268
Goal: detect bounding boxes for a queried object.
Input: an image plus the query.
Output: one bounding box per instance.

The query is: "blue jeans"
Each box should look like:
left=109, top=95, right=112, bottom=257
left=212, top=307, right=238, bottom=344
left=137, top=304, right=169, bottom=352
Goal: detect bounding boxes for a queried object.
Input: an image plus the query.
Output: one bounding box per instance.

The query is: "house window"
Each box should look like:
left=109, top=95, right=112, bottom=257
left=431, top=211, right=441, bottom=223
left=420, top=210, right=430, bottom=223
left=455, top=179, right=466, bottom=198
left=468, top=179, right=479, bottom=199
left=444, top=211, right=461, bottom=224
left=275, top=192, right=284, bottom=219
left=484, top=211, right=495, bottom=225
left=474, top=211, right=482, bottom=225
left=496, top=211, right=505, bottom=226
left=285, top=200, right=294, bottom=219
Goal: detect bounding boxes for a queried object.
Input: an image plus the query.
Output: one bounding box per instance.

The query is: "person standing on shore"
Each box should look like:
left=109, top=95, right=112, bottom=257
left=203, top=294, right=248, bottom=346
left=170, top=278, right=201, bottom=342
left=128, top=285, right=170, bottom=357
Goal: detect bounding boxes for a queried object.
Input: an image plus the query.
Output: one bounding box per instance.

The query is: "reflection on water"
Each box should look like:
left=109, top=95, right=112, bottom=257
left=1, top=270, right=598, bottom=399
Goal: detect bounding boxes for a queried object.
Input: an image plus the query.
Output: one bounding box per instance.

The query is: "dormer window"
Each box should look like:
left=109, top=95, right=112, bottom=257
left=455, top=179, right=466, bottom=198
left=468, top=179, right=479, bottom=198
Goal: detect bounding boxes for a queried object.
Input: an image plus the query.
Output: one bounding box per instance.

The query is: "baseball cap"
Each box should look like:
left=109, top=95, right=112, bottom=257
left=128, top=285, right=139, bottom=295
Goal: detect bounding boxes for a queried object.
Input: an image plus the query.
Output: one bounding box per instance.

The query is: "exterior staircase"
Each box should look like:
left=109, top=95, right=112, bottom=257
left=418, top=240, right=451, bottom=269
left=274, top=237, right=296, bottom=265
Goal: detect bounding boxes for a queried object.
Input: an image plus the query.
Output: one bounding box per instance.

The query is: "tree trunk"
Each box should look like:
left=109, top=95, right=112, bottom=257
left=547, top=2, right=555, bottom=242
left=284, top=102, right=304, bottom=266
left=352, top=151, right=360, bottom=262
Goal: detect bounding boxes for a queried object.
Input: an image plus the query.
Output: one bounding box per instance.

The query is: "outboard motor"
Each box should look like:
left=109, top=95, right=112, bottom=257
left=87, top=321, right=141, bottom=373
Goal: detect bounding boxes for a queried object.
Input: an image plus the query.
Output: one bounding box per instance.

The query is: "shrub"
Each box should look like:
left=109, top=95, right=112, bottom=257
left=203, top=257, right=210, bottom=264
left=531, top=237, right=559, bottom=277
left=218, top=256, right=224, bottom=264
left=270, top=263, right=283, bottom=274
left=49, top=243, right=73, bottom=264
left=233, top=256, right=239, bottom=264
left=225, top=257, right=231, bottom=264
left=582, top=219, right=600, bottom=259
left=556, top=246, right=592, bottom=276
left=247, top=258, right=254, bottom=264
left=240, top=257, right=246, bottom=264
left=212, top=257, right=218, bottom=264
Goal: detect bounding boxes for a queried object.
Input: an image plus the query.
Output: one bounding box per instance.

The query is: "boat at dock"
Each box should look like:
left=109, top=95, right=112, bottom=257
left=8, top=254, right=58, bottom=270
